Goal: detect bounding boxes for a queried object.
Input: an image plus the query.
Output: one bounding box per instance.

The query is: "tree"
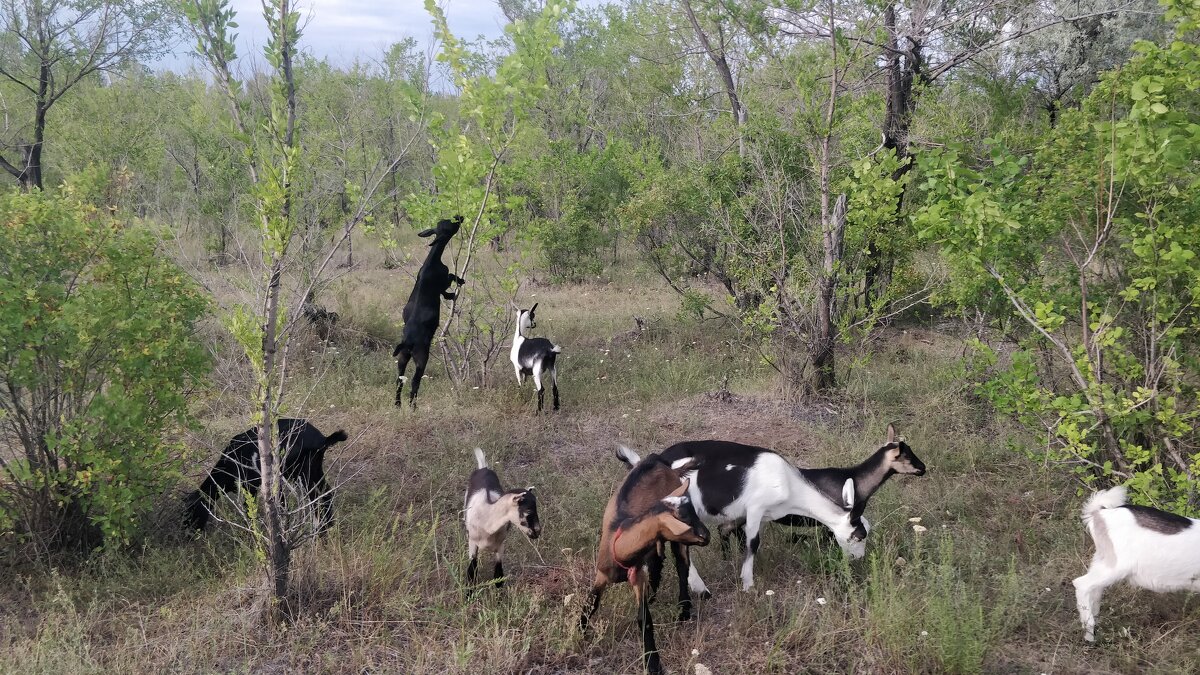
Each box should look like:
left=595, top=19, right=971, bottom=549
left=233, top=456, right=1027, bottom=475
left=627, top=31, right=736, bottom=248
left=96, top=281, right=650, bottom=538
left=0, top=0, right=178, bottom=190
left=181, top=0, right=423, bottom=612
left=0, top=187, right=208, bottom=556
left=917, top=0, right=1200, bottom=510
left=405, top=0, right=571, bottom=389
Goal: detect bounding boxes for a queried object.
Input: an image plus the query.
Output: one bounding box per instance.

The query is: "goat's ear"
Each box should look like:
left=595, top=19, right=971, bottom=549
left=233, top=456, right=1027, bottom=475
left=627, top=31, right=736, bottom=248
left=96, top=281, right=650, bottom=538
left=662, top=513, right=693, bottom=537
left=886, top=423, right=897, bottom=444
left=530, top=302, right=538, bottom=314
left=417, top=228, right=436, bottom=237
left=668, top=478, right=690, bottom=498
left=842, top=478, right=856, bottom=509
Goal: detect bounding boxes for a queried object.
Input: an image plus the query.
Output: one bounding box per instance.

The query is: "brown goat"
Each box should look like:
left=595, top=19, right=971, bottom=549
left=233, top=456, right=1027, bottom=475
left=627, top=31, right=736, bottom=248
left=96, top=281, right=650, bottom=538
left=579, top=452, right=710, bottom=675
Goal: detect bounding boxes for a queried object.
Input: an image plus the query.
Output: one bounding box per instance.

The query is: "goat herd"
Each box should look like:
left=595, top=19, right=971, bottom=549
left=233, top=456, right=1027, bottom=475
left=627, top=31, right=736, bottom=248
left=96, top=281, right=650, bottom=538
left=181, top=216, right=1200, bottom=673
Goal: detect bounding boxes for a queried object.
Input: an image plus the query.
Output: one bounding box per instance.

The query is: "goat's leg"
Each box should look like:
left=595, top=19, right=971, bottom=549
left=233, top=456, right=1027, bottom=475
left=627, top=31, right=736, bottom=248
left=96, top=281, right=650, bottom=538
left=647, top=551, right=664, bottom=602
left=1073, top=563, right=1124, bottom=642
left=740, top=512, right=764, bottom=591
left=532, top=362, right=545, bottom=412
left=634, top=582, right=663, bottom=675
left=466, top=541, right=480, bottom=593
left=685, top=553, right=712, bottom=599
left=513, top=363, right=524, bottom=386
left=394, top=345, right=413, bottom=407
left=551, top=365, right=560, bottom=411
left=408, top=345, right=429, bottom=409
left=493, top=540, right=506, bottom=588
left=671, top=542, right=695, bottom=621
left=313, top=476, right=334, bottom=534
left=579, top=573, right=608, bottom=632
left=718, top=522, right=747, bottom=558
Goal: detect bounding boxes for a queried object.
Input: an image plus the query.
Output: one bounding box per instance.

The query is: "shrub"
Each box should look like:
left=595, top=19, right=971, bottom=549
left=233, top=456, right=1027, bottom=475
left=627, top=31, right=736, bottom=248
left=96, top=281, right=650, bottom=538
left=0, top=191, right=209, bottom=554
left=916, top=2, right=1200, bottom=511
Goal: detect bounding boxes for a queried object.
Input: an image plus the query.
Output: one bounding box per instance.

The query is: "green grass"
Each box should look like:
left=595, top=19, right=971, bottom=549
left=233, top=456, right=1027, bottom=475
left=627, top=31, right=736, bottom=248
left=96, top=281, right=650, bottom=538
left=5, top=248, right=1200, bottom=674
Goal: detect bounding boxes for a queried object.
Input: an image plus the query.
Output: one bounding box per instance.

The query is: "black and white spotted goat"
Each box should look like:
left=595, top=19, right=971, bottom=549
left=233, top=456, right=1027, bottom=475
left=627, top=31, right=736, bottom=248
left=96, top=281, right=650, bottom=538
left=616, top=424, right=925, bottom=607
left=463, top=448, right=541, bottom=589
left=1073, top=485, right=1200, bottom=642
left=184, top=419, right=348, bottom=532
left=510, top=303, right=561, bottom=411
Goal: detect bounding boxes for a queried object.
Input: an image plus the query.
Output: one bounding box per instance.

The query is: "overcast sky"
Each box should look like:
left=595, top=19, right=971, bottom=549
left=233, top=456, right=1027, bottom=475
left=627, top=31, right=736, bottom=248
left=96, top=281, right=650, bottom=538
left=165, top=0, right=523, bottom=70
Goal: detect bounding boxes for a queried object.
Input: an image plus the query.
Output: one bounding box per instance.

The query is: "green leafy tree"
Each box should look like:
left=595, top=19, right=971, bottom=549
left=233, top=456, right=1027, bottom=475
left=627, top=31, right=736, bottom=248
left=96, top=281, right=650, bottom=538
left=0, top=189, right=208, bottom=555
left=917, top=0, right=1200, bottom=510
left=403, top=0, right=572, bottom=388
left=0, top=0, right=179, bottom=189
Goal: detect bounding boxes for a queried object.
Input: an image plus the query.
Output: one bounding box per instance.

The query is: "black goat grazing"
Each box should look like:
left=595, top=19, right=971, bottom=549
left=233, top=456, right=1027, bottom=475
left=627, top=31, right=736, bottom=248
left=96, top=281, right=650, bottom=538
left=394, top=215, right=465, bottom=408
left=183, top=419, right=348, bottom=532
left=510, top=303, right=561, bottom=412
left=579, top=453, right=709, bottom=675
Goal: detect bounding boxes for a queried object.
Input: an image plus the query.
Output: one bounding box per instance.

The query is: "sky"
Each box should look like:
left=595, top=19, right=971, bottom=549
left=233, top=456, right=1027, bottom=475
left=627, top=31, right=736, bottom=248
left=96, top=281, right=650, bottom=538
left=165, top=0, right=525, bottom=71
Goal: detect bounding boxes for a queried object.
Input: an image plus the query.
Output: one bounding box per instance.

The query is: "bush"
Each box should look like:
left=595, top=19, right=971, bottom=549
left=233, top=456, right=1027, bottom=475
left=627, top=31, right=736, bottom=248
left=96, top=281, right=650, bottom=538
left=916, top=3, right=1200, bottom=511
left=0, top=191, right=209, bottom=554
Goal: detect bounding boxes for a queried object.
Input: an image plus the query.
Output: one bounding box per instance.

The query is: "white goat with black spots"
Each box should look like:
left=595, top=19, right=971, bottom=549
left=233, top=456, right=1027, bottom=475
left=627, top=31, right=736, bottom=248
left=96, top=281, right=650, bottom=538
left=1074, top=485, right=1200, bottom=642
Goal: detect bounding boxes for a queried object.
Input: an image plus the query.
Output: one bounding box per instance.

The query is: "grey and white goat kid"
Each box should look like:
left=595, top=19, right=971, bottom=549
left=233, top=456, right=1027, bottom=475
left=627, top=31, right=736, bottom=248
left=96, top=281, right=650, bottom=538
left=510, top=303, right=561, bottom=412
left=1074, top=485, right=1200, bottom=642
left=464, top=448, right=541, bottom=589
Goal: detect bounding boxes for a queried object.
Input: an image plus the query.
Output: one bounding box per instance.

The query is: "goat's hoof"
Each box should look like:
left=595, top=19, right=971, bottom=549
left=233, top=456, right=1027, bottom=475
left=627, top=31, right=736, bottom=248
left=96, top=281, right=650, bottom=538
left=676, top=609, right=692, bottom=622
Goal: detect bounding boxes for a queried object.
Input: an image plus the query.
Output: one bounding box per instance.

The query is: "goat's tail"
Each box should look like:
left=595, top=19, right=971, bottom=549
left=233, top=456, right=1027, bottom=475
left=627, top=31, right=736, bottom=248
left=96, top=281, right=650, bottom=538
left=474, top=447, right=488, bottom=470
left=1081, top=486, right=1127, bottom=524
left=615, top=444, right=641, bottom=468
left=551, top=343, right=562, bottom=353
left=325, top=430, right=349, bottom=447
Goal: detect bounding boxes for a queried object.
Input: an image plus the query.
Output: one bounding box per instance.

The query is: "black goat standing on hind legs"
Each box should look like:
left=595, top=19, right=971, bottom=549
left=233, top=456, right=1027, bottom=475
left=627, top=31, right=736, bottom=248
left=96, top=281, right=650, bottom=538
left=394, top=215, right=465, bottom=408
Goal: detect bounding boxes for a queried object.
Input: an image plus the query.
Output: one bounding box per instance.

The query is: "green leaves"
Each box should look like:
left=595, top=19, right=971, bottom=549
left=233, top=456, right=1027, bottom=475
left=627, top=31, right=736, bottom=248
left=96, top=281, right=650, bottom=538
left=0, top=191, right=209, bottom=548
left=918, top=2, right=1200, bottom=512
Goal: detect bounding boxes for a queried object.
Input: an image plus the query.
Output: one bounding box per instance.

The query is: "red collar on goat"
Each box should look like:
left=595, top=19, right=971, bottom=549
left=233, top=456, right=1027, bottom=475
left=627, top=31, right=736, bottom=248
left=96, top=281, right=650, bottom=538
left=611, top=525, right=638, bottom=586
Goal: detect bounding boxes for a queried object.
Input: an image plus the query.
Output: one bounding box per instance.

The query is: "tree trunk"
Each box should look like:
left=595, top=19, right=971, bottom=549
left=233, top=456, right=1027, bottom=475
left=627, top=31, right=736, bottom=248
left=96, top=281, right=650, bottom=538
left=23, top=60, right=52, bottom=191
left=258, top=0, right=300, bottom=612
left=864, top=3, right=922, bottom=303
left=812, top=194, right=847, bottom=391
left=258, top=264, right=291, bottom=612
left=681, top=0, right=745, bottom=157
left=811, top=2, right=846, bottom=393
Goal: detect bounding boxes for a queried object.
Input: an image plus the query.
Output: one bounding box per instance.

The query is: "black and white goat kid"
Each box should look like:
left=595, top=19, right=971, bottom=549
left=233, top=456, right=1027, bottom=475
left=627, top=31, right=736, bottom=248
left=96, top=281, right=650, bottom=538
left=510, top=303, right=560, bottom=412
left=616, top=424, right=925, bottom=605
left=464, top=448, right=541, bottom=589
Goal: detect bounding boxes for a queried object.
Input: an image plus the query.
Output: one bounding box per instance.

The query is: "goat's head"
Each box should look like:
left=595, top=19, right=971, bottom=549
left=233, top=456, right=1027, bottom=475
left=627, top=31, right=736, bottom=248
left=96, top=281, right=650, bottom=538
left=827, top=478, right=870, bottom=559
left=656, top=480, right=710, bottom=546
left=509, top=488, right=541, bottom=539
left=517, top=303, right=538, bottom=334
left=882, top=423, right=926, bottom=476
left=418, top=215, right=464, bottom=245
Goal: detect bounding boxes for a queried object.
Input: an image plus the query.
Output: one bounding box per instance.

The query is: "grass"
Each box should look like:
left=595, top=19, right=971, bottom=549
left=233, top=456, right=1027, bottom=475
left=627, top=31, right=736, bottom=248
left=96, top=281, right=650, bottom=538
left=4, top=240, right=1200, bottom=674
